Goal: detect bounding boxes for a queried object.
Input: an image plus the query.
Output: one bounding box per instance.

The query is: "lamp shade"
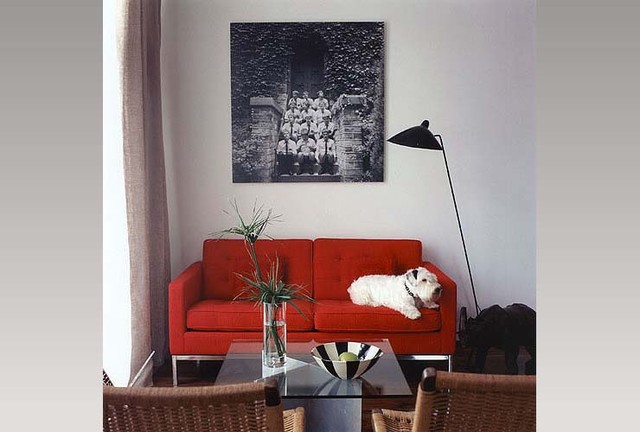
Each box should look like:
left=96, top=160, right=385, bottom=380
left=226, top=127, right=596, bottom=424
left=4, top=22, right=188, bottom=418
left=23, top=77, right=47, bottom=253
left=387, top=120, right=442, bottom=150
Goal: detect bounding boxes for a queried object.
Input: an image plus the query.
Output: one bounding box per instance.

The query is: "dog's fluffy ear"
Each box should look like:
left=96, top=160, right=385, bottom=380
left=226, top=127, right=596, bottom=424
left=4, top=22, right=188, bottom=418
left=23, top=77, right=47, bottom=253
left=404, top=268, right=418, bottom=286
left=405, top=268, right=419, bottom=285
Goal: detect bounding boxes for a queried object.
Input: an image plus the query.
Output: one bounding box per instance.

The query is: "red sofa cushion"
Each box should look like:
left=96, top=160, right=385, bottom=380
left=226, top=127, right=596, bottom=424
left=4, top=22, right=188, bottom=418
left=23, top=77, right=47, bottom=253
left=181, top=331, right=445, bottom=356
left=187, top=299, right=314, bottom=331
left=313, top=239, right=423, bottom=300
left=343, top=255, right=394, bottom=284
left=313, top=300, right=441, bottom=333
left=202, top=239, right=313, bottom=300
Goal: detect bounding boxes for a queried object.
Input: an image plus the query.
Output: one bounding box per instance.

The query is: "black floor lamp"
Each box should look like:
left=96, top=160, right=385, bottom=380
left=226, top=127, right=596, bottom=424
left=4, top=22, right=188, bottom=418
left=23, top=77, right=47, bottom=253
left=388, top=120, right=481, bottom=317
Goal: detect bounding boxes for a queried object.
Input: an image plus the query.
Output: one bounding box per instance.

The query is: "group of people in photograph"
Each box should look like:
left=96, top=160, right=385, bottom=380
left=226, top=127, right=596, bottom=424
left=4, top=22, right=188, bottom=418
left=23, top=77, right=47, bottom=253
left=276, top=89, right=338, bottom=176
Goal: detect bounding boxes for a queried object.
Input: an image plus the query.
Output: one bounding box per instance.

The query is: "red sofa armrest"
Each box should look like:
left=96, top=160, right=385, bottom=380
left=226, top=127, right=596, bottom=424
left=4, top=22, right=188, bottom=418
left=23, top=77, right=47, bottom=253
left=423, top=261, right=457, bottom=353
left=168, top=262, right=204, bottom=354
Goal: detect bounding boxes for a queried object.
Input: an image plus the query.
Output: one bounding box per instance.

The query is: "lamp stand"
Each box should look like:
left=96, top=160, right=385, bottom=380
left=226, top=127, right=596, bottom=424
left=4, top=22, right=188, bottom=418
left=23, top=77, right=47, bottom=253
left=436, top=134, right=481, bottom=316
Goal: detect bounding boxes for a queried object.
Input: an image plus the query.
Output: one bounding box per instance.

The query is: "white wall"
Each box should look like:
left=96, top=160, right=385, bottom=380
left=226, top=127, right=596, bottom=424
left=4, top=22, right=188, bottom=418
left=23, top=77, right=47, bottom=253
left=161, top=0, right=536, bottom=315
left=103, top=0, right=132, bottom=386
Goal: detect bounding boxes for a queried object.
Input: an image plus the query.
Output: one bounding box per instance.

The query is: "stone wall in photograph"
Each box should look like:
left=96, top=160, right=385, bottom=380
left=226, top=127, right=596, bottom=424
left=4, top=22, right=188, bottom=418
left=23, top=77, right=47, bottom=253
left=333, top=95, right=365, bottom=181
left=248, top=97, right=283, bottom=182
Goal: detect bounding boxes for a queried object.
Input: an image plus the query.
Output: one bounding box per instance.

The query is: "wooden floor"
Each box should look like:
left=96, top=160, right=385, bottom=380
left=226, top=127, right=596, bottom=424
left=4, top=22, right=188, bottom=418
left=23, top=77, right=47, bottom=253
left=153, top=344, right=529, bottom=432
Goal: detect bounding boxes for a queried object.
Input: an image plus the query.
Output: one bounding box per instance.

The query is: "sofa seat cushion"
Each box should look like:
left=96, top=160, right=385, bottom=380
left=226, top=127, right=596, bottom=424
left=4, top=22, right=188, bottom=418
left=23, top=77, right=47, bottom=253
left=187, top=299, right=314, bottom=331
left=313, top=300, right=441, bottom=333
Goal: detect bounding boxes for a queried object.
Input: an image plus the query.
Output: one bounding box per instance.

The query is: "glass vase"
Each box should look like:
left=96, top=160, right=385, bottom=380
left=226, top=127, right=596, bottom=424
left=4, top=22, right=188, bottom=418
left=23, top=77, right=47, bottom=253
left=262, top=302, right=287, bottom=368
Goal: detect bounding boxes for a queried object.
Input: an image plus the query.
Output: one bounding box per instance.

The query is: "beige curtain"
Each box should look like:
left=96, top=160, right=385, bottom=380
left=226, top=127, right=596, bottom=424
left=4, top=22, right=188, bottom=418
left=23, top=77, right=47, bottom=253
left=118, top=0, right=169, bottom=383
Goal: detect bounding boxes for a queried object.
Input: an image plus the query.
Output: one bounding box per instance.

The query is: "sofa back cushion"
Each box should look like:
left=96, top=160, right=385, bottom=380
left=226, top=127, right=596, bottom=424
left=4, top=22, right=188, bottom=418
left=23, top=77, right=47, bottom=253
left=313, top=238, right=423, bottom=300
left=202, top=239, right=313, bottom=300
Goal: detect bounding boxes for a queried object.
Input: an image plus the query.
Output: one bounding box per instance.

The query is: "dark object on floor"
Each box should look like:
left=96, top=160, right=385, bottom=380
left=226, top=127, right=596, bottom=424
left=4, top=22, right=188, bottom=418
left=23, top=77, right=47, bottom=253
left=460, top=303, right=536, bottom=374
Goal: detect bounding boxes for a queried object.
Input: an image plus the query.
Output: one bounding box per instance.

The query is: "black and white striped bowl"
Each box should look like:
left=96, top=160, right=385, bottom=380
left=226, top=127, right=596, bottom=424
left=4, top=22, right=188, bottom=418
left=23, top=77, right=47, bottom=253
left=311, top=342, right=383, bottom=380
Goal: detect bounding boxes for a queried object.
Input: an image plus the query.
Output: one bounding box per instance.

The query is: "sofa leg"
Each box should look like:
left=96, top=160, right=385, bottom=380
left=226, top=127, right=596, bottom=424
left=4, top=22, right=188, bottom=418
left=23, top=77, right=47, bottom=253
left=171, top=355, right=226, bottom=387
left=172, top=356, right=178, bottom=387
left=397, top=354, right=453, bottom=372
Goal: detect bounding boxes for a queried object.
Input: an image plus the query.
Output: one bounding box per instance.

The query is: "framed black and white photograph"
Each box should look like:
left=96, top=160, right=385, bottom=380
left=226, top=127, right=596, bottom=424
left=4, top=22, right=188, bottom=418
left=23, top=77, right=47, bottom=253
left=230, top=22, right=385, bottom=183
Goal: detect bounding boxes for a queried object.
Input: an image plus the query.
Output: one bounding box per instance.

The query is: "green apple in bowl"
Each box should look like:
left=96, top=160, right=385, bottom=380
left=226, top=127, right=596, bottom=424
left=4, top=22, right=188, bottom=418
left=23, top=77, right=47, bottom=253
left=338, top=352, right=359, bottom=362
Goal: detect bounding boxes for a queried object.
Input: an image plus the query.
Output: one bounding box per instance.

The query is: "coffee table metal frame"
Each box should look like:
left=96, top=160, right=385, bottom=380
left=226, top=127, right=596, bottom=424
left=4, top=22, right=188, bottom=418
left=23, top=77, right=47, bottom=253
left=172, top=353, right=452, bottom=387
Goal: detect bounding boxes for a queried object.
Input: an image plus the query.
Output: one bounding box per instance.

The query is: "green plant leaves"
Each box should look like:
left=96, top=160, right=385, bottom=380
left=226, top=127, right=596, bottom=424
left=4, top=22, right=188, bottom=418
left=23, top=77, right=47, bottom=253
left=219, top=200, right=315, bottom=313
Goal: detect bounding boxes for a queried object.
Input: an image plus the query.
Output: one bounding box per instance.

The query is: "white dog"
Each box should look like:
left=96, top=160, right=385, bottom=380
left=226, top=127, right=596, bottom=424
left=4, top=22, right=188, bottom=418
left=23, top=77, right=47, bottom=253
left=347, top=267, right=442, bottom=320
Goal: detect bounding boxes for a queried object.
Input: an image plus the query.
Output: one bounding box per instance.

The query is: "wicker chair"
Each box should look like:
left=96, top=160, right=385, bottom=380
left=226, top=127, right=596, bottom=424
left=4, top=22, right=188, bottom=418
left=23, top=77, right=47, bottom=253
left=103, top=370, right=114, bottom=386
left=103, top=379, right=305, bottom=432
left=372, top=368, right=535, bottom=432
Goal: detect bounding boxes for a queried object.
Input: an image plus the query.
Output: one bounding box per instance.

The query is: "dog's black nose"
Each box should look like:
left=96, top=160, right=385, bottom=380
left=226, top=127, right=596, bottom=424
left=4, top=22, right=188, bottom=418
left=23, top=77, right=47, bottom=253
left=434, top=287, right=442, bottom=294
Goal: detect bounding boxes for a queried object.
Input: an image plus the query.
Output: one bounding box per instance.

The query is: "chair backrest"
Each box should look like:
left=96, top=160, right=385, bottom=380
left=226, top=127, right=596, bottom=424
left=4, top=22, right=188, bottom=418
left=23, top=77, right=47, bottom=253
left=103, top=379, right=286, bottom=432
left=413, top=367, right=536, bottom=432
left=103, top=370, right=113, bottom=386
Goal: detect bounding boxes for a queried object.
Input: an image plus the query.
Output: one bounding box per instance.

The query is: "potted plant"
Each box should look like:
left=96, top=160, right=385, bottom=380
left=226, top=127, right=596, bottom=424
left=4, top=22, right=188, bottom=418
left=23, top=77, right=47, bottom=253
left=219, top=200, right=313, bottom=367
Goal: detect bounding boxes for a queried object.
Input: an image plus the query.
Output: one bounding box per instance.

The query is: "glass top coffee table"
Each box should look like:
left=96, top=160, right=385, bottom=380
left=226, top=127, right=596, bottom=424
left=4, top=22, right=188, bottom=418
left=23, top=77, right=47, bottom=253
left=215, top=338, right=412, bottom=432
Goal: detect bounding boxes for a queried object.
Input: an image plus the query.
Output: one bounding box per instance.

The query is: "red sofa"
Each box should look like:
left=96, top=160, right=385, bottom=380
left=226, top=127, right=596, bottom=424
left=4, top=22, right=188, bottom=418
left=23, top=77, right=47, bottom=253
left=169, top=238, right=457, bottom=384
